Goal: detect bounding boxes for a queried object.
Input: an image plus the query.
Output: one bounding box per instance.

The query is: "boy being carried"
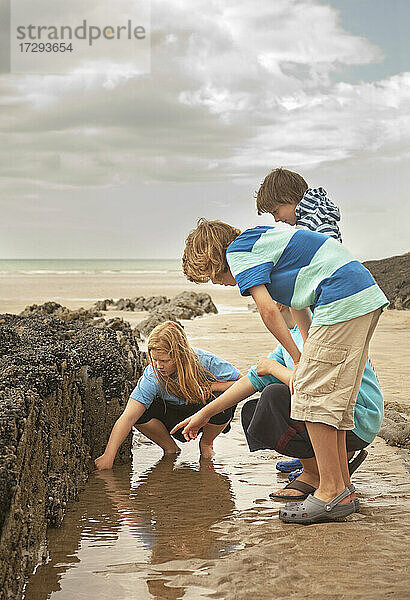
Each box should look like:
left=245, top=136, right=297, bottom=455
left=257, top=167, right=342, bottom=242
left=258, top=167, right=342, bottom=478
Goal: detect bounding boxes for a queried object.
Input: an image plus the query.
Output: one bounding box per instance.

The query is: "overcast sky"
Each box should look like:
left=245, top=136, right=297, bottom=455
left=1, top=0, right=409, bottom=260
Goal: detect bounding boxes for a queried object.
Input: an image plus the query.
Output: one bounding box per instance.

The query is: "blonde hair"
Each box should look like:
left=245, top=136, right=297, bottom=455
left=256, top=168, right=308, bottom=214
left=183, top=218, right=241, bottom=284
left=147, top=321, right=217, bottom=404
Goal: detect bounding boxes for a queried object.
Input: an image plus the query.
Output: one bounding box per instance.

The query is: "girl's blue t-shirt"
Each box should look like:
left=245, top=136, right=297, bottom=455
left=247, top=326, right=384, bottom=444
left=130, top=347, right=240, bottom=409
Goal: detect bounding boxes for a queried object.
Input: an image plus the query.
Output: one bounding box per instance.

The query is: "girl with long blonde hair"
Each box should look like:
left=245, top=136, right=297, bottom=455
left=95, top=321, right=241, bottom=469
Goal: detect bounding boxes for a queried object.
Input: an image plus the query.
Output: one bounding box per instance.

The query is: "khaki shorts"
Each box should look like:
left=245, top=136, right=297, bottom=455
left=291, top=308, right=382, bottom=430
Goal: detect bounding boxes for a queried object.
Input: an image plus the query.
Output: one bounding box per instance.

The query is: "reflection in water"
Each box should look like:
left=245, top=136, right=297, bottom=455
left=128, top=456, right=235, bottom=563
left=24, top=447, right=236, bottom=600
left=23, top=472, right=124, bottom=600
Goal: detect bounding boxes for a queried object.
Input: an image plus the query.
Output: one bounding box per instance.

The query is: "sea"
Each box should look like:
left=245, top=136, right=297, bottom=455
left=0, top=259, right=181, bottom=275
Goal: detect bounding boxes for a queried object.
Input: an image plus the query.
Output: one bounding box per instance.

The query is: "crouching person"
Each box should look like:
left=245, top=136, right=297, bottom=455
left=95, top=321, right=241, bottom=470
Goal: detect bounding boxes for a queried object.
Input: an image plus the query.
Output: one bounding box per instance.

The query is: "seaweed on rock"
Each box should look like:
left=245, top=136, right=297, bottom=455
left=0, top=307, right=145, bottom=600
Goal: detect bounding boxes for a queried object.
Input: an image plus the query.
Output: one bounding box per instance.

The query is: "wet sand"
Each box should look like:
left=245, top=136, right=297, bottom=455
left=1, top=271, right=409, bottom=599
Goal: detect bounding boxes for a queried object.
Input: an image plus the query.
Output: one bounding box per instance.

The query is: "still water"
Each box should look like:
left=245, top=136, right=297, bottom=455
left=24, top=419, right=281, bottom=600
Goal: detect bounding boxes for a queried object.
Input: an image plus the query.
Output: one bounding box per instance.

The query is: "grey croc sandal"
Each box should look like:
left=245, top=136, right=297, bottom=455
left=279, top=487, right=356, bottom=524
left=269, top=479, right=316, bottom=502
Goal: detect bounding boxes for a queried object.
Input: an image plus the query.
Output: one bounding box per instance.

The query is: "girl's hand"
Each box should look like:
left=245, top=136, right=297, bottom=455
left=94, top=453, right=114, bottom=471
left=170, top=410, right=209, bottom=441
left=256, top=357, right=274, bottom=376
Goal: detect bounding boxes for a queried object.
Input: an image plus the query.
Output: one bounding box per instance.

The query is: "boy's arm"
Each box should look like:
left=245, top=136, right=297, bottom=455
left=210, top=374, right=243, bottom=393
left=256, top=357, right=292, bottom=387
left=289, top=308, right=312, bottom=342
left=249, top=285, right=301, bottom=365
left=171, top=376, right=255, bottom=440
left=94, top=398, right=146, bottom=471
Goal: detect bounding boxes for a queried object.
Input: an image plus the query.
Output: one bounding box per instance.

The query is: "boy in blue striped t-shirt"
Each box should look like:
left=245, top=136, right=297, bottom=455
left=181, top=218, right=388, bottom=524
left=257, top=167, right=342, bottom=242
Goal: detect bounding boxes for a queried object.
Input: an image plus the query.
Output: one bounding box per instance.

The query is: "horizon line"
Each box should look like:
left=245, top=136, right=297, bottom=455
left=0, top=257, right=181, bottom=261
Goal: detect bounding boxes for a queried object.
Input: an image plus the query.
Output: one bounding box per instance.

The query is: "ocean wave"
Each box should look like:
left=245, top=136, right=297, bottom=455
left=104, top=270, right=171, bottom=274
left=215, top=304, right=250, bottom=315
left=0, top=269, right=174, bottom=275
left=0, top=297, right=106, bottom=302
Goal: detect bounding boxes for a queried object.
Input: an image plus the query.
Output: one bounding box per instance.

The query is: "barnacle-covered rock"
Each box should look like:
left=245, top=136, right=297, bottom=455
left=0, top=308, right=145, bottom=600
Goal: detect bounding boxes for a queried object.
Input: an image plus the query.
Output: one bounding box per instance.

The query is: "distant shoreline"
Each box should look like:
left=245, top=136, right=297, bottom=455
left=0, top=258, right=181, bottom=275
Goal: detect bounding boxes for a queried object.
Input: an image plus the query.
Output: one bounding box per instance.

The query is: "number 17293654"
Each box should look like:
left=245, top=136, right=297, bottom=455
left=19, top=42, right=74, bottom=52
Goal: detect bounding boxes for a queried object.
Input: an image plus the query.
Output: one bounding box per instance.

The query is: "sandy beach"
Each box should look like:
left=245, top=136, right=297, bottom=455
left=2, top=270, right=410, bottom=599
left=1, top=269, right=408, bottom=404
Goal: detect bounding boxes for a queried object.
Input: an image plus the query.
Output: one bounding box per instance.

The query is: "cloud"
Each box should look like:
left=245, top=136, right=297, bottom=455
left=0, top=0, right=408, bottom=196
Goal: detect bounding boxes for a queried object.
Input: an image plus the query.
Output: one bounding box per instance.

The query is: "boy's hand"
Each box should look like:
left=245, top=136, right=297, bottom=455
left=256, top=357, right=274, bottom=377
left=171, top=411, right=209, bottom=441
left=289, top=363, right=299, bottom=395
left=94, top=453, right=114, bottom=471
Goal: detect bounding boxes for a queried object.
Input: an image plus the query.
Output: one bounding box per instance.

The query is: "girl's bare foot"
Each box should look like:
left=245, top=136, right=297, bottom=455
left=163, top=444, right=181, bottom=456
left=199, top=441, right=215, bottom=459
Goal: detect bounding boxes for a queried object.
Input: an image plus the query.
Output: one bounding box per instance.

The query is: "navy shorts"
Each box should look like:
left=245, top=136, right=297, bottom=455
left=241, top=383, right=368, bottom=458
left=135, top=395, right=236, bottom=443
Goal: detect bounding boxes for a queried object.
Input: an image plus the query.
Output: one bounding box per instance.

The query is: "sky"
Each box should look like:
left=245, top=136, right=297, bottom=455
left=1, top=0, right=409, bottom=260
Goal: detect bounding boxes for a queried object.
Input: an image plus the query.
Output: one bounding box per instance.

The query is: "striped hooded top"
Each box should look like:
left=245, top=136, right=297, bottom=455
left=295, top=187, right=342, bottom=242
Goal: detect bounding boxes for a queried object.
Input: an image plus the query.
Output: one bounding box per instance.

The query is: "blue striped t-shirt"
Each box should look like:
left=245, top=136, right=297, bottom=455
left=226, top=225, right=388, bottom=326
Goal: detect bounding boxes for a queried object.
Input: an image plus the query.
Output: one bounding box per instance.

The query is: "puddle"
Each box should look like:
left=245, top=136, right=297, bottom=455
left=23, top=416, right=280, bottom=600
left=24, top=413, right=410, bottom=600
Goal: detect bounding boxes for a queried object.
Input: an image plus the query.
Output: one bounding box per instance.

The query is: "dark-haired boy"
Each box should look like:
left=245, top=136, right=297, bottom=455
left=257, top=167, right=342, bottom=242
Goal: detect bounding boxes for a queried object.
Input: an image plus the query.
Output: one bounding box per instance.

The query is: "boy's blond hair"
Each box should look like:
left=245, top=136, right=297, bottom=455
left=256, top=168, right=308, bottom=215
left=183, top=218, right=241, bottom=284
